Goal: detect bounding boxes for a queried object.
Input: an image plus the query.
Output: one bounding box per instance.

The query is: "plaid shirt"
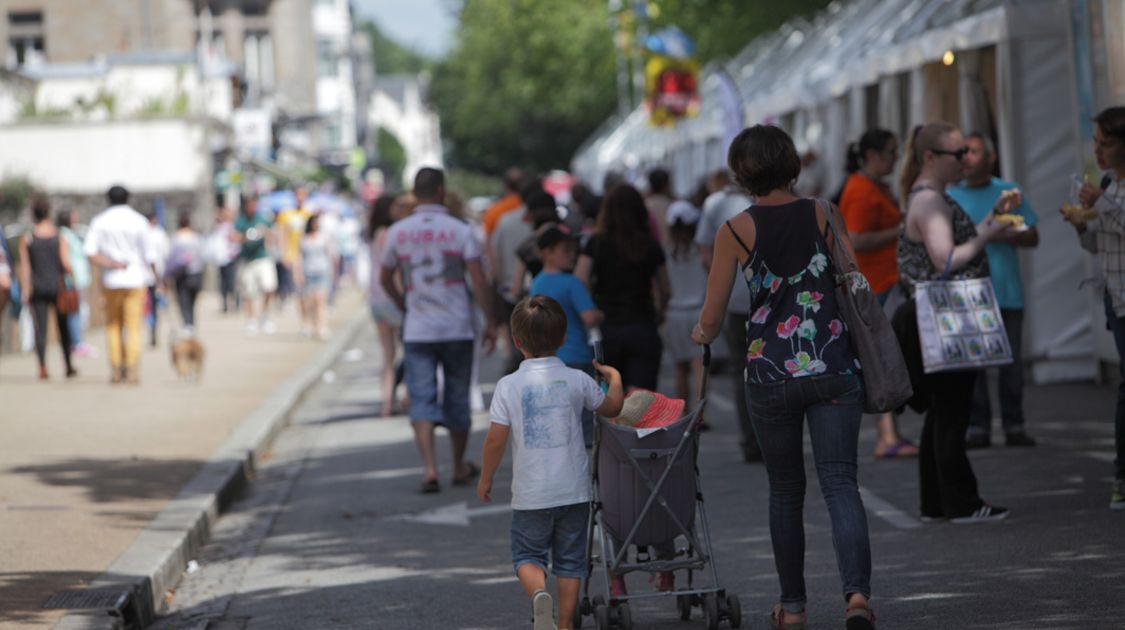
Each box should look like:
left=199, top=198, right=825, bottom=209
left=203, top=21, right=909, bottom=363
left=1081, top=176, right=1125, bottom=316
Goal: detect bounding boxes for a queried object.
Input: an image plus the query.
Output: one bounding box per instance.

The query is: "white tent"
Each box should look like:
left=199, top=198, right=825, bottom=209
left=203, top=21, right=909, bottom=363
left=572, top=0, right=1110, bottom=383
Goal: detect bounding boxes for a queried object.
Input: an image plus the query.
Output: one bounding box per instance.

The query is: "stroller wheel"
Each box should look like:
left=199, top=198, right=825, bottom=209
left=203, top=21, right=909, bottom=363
left=594, top=604, right=611, bottom=630
left=616, top=602, right=633, bottom=630
left=676, top=594, right=692, bottom=620
left=703, top=593, right=721, bottom=630
left=726, top=594, right=742, bottom=628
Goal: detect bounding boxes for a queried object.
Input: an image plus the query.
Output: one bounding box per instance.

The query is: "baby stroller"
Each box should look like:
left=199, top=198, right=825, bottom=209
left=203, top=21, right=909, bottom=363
left=577, top=345, right=741, bottom=629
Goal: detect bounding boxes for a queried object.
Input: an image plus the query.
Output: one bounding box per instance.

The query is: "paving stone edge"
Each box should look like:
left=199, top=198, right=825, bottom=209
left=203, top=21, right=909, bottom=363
left=52, top=309, right=370, bottom=630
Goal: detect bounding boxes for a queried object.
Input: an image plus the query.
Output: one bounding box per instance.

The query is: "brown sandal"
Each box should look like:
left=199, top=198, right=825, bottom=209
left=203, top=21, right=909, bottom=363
left=768, top=603, right=807, bottom=629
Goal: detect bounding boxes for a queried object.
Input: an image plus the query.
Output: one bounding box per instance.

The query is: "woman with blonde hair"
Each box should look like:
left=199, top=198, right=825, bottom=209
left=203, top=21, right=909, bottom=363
left=893, top=122, right=1018, bottom=524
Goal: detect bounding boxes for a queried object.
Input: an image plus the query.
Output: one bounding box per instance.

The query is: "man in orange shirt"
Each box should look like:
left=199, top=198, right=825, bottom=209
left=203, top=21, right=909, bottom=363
left=482, top=167, right=526, bottom=238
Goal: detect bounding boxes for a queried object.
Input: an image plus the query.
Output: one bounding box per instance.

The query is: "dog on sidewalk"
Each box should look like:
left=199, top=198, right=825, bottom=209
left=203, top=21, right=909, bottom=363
left=170, top=330, right=205, bottom=383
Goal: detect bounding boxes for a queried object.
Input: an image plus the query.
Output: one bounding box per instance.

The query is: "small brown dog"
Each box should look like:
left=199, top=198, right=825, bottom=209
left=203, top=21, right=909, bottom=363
left=170, top=336, right=205, bottom=382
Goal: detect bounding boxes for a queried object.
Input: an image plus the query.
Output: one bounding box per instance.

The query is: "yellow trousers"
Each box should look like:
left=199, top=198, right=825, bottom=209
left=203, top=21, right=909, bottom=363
left=103, top=287, right=145, bottom=368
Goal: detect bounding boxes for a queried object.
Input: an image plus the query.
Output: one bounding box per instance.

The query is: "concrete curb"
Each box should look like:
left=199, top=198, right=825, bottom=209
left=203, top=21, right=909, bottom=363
left=52, top=309, right=371, bottom=630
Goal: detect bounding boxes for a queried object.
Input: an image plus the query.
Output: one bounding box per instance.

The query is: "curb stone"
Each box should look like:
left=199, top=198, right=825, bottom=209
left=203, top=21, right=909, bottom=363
left=51, top=309, right=370, bottom=630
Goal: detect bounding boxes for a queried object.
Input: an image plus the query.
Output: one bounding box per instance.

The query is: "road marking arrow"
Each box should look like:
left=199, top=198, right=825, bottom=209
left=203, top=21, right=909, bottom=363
left=390, top=501, right=512, bottom=527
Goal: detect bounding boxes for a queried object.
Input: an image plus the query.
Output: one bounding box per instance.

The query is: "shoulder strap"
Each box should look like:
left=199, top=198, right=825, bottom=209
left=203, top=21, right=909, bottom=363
left=815, top=198, right=858, bottom=274
left=724, top=220, right=752, bottom=258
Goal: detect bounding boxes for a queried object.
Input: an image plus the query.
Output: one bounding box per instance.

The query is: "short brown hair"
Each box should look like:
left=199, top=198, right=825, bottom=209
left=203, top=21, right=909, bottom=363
left=510, top=295, right=568, bottom=358
left=1095, top=106, right=1125, bottom=143
left=727, top=124, right=801, bottom=197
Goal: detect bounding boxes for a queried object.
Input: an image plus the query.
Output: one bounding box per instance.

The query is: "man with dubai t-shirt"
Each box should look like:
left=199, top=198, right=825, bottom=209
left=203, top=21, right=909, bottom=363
left=948, top=132, right=1040, bottom=449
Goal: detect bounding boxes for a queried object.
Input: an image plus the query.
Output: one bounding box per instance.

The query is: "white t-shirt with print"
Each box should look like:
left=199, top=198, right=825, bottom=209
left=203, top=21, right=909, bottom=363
left=490, top=357, right=605, bottom=510
left=380, top=204, right=482, bottom=342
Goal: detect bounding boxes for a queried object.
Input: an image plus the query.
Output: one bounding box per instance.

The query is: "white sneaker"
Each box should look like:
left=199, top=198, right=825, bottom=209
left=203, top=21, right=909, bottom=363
left=950, top=504, right=1009, bottom=524
left=244, top=321, right=259, bottom=337
left=532, top=589, right=556, bottom=630
left=261, top=319, right=277, bottom=335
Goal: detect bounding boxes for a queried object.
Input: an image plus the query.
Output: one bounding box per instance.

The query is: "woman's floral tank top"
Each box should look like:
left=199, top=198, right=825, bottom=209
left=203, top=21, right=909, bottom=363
left=729, top=199, right=859, bottom=385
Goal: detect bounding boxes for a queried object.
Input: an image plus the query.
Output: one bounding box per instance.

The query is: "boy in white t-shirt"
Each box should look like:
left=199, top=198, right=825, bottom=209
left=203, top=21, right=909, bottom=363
left=478, top=295, right=624, bottom=630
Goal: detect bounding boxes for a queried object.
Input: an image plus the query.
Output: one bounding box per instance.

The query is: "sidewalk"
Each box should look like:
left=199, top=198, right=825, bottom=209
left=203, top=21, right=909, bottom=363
left=0, top=290, right=366, bottom=629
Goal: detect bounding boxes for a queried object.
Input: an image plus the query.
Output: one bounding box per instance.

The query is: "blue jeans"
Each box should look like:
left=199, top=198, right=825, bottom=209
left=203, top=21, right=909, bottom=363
left=746, top=373, right=871, bottom=613
left=1102, top=292, right=1125, bottom=480
left=403, top=340, right=475, bottom=432
left=511, top=502, right=590, bottom=578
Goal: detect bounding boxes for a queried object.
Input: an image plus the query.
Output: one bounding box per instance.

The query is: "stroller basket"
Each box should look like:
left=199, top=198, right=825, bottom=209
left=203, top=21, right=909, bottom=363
left=597, top=407, right=701, bottom=548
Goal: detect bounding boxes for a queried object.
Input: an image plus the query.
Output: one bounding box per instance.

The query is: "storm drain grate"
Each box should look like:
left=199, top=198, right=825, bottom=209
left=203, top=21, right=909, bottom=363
left=41, top=589, right=129, bottom=610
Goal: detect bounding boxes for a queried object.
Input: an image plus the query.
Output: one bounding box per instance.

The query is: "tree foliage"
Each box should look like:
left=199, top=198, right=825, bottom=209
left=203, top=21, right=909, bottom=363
left=363, top=20, right=431, bottom=75
left=429, top=0, right=835, bottom=175
left=429, top=0, right=618, bottom=175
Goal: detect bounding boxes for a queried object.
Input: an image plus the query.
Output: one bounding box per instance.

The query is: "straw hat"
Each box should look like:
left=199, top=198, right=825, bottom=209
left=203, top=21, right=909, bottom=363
left=611, top=390, right=686, bottom=429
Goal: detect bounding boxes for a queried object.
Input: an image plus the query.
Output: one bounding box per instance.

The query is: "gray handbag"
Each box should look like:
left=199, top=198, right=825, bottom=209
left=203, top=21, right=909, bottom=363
left=817, top=199, right=913, bottom=413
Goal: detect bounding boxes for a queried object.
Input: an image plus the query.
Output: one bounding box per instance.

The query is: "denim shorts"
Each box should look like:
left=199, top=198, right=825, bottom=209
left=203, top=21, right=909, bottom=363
left=511, top=502, right=590, bottom=578
left=403, top=340, right=475, bottom=431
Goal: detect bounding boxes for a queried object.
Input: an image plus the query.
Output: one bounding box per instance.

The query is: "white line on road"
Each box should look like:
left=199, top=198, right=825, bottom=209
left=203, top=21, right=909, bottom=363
left=1083, top=451, right=1115, bottom=463
left=389, top=500, right=512, bottom=526
left=859, top=486, right=921, bottom=530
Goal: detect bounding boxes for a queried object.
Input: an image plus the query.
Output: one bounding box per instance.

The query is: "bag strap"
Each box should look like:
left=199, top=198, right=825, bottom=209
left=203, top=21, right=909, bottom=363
left=815, top=198, right=858, bottom=274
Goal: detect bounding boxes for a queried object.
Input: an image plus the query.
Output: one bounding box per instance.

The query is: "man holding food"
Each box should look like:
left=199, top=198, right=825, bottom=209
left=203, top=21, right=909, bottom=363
left=948, top=132, right=1040, bottom=449
left=1062, top=106, right=1125, bottom=511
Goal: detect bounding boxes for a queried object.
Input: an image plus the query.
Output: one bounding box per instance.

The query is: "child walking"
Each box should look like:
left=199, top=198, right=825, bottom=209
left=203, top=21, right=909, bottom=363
left=478, top=295, right=624, bottom=630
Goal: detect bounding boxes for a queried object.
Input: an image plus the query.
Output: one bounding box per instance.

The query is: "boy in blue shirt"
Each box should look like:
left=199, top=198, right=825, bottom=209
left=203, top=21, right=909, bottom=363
left=529, top=226, right=603, bottom=446
left=478, top=295, right=624, bottom=630
left=948, top=132, right=1040, bottom=448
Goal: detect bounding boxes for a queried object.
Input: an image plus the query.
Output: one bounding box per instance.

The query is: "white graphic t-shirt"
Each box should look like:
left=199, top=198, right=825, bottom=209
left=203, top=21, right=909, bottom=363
left=490, top=357, right=605, bottom=510
left=380, top=204, right=482, bottom=342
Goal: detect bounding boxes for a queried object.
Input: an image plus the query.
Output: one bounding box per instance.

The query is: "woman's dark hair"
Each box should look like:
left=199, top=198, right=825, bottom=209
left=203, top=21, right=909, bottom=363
left=57, top=209, right=73, bottom=229
left=1095, top=106, right=1125, bottom=143
left=177, top=211, right=192, bottom=230
left=596, top=184, right=655, bottom=263
left=367, top=193, right=397, bottom=240
left=846, top=128, right=896, bottom=174
left=526, top=190, right=558, bottom=229
left=30, top=193, right=50, bottom=223
left=727, top=125, right=802, bottom=197
left=305, top=213, right=319, bottom=235
left=669, top=218, right=696, bottom=261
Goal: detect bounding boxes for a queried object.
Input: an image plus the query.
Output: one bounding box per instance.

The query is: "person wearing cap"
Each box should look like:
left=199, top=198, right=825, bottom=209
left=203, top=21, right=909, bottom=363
left=663, top=200, right=708, bottom=408
left=529, top=224, right=603, bottom=446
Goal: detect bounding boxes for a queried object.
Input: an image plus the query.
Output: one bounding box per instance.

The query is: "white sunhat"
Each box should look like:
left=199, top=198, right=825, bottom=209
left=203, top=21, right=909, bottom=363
left=666, top=200, right=701, bottom=226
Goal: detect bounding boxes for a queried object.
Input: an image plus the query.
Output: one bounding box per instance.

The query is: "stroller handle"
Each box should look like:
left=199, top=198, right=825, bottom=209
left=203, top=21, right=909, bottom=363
left=698, top=343, right=711, bottom=407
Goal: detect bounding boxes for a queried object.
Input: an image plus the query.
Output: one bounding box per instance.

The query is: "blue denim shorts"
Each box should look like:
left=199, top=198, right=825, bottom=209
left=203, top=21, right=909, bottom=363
left=511, top=502, right=590, bottom=578
left=403, top=340, right=475, bottom=432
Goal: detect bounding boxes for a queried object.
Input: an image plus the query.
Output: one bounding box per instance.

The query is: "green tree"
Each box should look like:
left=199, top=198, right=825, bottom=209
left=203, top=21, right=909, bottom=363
left=377, top=127, right=408, bottom=187
left=652, top=1, right=833, bottom=64
left=429, top=0, right=618, bottom=174
left=364, top=20, right=431, bottom=75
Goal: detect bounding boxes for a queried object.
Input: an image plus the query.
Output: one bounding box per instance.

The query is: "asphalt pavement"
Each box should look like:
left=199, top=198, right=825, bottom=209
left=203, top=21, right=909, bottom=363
left=147, top=323, right=1125, bottom=630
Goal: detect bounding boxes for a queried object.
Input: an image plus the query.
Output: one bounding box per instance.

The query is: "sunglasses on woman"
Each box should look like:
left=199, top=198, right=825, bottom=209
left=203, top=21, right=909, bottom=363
left=931, top=146, right=970, bottom=160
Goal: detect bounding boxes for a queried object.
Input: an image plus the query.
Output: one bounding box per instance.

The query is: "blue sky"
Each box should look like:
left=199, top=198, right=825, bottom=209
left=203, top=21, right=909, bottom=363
left=352, top=0, right=457, bottom=58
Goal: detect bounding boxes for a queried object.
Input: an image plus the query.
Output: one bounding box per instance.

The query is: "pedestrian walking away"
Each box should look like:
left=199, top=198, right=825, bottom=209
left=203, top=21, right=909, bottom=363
left=575, top=184, right=670, bottom=392
left=166, top=211, right=206, bottom=334
left=838, top=128, right=920, bottom=459
left=83, top=185, right=161, bottom=384
left=1062, top=105, right=1125, bottom=510
left=477, top=295, right=624, bottom=630
left=367, top=193, right=406, bottom=417
left=892, top=122, right=1017, bottom=524
left=295, top=213, right=334, bottom=340
left=948, top=132, right=1040, bottom=449
left=694, top=170, right=763, bottom=462
left=18, top=193, right=76, bottom=380
left=235, top=196, right=278, bottom=336
left=695, top=124, right=876, bottom=629
left=58, top=208, right=94, bottom=358
left=379, top=167, right=498, bottom=493
left=145, top=209, right=170, bottom=347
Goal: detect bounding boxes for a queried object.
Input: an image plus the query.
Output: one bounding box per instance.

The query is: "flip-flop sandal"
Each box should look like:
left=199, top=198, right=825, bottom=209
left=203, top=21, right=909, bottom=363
left=451, top=462, right=480, bottom=486
left=420, top=479, right=441, bottom=494
left=876, top=439, right=919, bottom=459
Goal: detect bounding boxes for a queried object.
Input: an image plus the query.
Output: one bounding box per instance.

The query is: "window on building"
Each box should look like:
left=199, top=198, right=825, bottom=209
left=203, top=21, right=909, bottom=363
left=7, top=11, right=44, bottom=68
left=317, top=39, right=337, bottom=78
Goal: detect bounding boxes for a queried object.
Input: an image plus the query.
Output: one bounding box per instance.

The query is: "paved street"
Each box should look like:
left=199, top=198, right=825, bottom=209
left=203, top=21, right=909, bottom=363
left=148, top=324, right=1125, bottom=630
left=0, top=292, right=364, bottom=630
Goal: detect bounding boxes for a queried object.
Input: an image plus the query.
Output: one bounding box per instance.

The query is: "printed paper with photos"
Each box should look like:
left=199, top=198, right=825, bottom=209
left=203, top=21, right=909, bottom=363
left=914, top=278, right=1013, bottom=374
